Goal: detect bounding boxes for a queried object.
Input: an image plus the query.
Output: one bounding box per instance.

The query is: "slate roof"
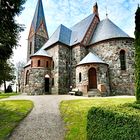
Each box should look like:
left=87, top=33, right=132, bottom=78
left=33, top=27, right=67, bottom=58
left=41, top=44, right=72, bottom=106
left=31, top=0, right=48, bottom=32
left=90, top=18, right=129, bottom=44
left=70, top=14, right=95, bottom=45
left=77, top=52, right=107, bottom=66
left=42, top=24, right=72, bottom=50
left=42, top=14, right=95, bottom=50
left=31, top=49, right=51, bottom=57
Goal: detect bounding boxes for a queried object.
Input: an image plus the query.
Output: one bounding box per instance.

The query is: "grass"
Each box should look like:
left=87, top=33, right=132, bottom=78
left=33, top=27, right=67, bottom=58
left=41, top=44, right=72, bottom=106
left=0, top=93, right=19, bottom=99
left=0, top=100, right=33, bottom=140
left=60, top=97, right=136, bottom=140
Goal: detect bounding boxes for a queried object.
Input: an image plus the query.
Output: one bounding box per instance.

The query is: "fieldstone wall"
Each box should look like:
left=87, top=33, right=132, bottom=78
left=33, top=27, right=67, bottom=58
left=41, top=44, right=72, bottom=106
left=71, top=45, right=87, bottom=88
left=76, top=63, right=110, bottom=96
left=88, top=38, right=135, bottom=95
left=58, top=44, right=70, bottom=94
left=45, top=44, right=59, bottom=94
left=26, top=68, right=51, bottom=95
left=35, top=34, right=48, bottom=53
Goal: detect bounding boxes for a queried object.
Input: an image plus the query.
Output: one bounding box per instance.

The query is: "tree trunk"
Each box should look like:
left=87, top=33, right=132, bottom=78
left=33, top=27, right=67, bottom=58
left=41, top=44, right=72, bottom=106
left=4, top=79, right=6, bottom=93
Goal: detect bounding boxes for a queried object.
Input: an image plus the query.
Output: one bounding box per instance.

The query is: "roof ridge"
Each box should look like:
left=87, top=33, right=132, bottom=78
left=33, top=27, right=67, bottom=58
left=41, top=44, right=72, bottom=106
left=71, top=14, right=94, bottom=29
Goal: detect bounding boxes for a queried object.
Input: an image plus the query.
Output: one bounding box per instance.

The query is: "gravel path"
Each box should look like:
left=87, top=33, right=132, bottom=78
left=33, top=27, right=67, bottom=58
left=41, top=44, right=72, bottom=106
left=3, top=95, right=87, bottom=140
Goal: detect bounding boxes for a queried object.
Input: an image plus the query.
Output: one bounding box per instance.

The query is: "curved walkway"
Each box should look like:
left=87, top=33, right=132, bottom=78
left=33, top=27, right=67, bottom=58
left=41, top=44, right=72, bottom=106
left=3, top=95, right=87, bottom=140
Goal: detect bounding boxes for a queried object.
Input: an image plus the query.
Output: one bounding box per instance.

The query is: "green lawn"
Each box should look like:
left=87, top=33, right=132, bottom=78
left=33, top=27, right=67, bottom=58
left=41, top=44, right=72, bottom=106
left=0, top=93, right=19, bottom=99
left=0, top=100, right=33, bottom=140
left=60, top=97, right=136, bottom=140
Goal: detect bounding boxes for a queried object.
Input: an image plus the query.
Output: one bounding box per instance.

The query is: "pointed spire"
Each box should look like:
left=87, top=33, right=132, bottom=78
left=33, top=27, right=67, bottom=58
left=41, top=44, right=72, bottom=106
left=28, top=0, right=48, bottom=39
left=32, top=0, right=47, bottom=31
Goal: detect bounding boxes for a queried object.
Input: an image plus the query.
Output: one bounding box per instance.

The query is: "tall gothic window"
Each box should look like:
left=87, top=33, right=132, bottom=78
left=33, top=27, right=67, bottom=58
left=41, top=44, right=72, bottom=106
left=52, top=78, right=54, bottom=86
left=38, top=60, right=40, bottom=67
left=79, top=72, right=82, bottom=82
left=29, top=42, right=32, bottom=54
left=31, top=60, right=33, bottom=67
left=25, top=70, right=29, bottom=85
left=52, top=61, right=54, bottom=69
left=120, top=50, right=126, bottom=70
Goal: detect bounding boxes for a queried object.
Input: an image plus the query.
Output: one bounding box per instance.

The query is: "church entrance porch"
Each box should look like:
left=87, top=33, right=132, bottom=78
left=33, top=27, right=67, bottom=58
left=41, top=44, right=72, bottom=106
left=76, top=63, right=110, bottom=96
left=88, top=68, right=97, bottom=89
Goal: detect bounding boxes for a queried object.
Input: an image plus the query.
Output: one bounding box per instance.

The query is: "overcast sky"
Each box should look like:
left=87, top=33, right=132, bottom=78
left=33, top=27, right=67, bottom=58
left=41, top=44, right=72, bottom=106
left=12, top=0, right=139, bottom=65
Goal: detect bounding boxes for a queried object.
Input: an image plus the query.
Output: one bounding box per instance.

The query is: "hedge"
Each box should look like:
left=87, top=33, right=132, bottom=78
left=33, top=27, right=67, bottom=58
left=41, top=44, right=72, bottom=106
left=87, top=103, right=140, bottom=140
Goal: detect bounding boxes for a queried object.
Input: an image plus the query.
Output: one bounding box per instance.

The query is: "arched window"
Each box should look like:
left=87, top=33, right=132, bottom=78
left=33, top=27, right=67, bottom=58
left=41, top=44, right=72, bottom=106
left=52, top=61, right=54, bottom=69
left=38, top=60, right=40, bottom=67
left=52, top=78, right=54, bottom=86
left=31, top=60, right=33, bottom=67
left=25, top=70, right=29, bottom=85
left=29, top=42, right=32, bottom=54
left=79, top=72, right=82, bottom=82
left=46, top=61, right=49, bottom=67
left=120, top=50, right=126, bottom=70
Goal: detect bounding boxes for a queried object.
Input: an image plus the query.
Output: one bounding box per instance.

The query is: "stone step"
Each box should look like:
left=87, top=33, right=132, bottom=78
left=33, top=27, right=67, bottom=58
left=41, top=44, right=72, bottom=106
left=88, top=89, right=101, bottom=97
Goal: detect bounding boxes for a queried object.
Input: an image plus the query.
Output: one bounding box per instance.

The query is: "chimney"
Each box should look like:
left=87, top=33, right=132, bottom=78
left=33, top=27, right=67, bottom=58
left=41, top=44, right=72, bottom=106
left=93, top=2, right=99, bottom=16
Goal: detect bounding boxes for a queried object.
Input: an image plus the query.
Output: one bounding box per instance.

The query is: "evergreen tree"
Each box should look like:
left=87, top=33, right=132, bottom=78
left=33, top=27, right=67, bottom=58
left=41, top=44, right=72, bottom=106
left=135, top=5, right=140, bottom=101
left=0, top=0, right=26, bottom=60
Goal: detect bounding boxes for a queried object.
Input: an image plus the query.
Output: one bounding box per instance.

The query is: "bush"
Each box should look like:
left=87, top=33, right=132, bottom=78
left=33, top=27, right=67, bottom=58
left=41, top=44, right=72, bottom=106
left=6, top=85, right=13, bottom=93
left=75, top=91, right=83, bottom=96
left=87, top=104, right=140, bottom=140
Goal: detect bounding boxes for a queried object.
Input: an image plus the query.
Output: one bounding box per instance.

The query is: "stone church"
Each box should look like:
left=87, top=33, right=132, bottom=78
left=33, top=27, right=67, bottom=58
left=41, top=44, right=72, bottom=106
left=21, top=0, right=135, bottom=96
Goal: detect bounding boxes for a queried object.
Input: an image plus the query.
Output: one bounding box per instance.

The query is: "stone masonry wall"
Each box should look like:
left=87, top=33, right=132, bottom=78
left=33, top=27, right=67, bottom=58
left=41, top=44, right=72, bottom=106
left=58, top=44, right=70, bottom=94
left=35, top=34, right=48, bottom=53
left=88, top=38, right=135, bottom=95
left=76, top=64, right=110, bottom=96
left=27, top=68, right=51, bottom=95
left=71, top=45, right=87, bottom=88
left=45, top=44, right=59, bottom=94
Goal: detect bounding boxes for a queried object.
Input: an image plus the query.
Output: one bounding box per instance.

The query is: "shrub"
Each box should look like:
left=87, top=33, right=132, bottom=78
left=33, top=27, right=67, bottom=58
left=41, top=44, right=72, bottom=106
left=87, top=104, right=140, bottom=140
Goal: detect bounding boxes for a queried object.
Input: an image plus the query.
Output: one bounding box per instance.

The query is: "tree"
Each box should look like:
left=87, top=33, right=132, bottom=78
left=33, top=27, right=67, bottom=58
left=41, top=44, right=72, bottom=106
left=0, top=60, right=16, bottom=93
left=16, top=61, right=25, bottom=92
left=135, top=5, right=140, bottom=102
left=0, top=0, right=26, bottom=60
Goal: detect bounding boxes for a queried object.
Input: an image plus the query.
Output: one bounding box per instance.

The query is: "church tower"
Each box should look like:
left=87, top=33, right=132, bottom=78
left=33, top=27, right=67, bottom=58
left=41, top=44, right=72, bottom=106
left=27, top=0, right=49, bottom=61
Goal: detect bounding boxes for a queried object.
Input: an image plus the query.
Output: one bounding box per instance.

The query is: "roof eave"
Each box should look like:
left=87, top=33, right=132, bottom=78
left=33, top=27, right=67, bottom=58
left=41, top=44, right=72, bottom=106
left=88, top=37, right=134, bottom=47
left=76, top=62, right=108, bottom=67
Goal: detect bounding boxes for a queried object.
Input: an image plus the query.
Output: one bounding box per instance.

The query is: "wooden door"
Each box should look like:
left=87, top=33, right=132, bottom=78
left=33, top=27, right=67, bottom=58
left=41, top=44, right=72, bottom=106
left=88, top=68, right=97, bottom=89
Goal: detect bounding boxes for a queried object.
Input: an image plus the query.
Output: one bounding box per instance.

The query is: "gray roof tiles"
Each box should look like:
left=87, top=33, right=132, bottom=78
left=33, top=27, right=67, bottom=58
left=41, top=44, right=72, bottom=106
left=77, top=52, right=107, bottom=66
left=70, top=14, right=95, bottom=45
left=31, top=49, right=51, bottom=57
left=31, top=0, right=48, bottom=33
left=35, top=14, right=130, bottom=57
left=90, top=18, right=129, bottom=44
left=42, top=24, right=71, bottom=50
left=42, top=14, right=95, bottom=50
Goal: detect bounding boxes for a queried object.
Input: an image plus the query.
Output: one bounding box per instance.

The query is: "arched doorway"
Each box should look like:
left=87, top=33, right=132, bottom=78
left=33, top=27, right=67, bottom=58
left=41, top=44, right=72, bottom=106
left=88, top=68, right=97, bottom=89
left=45, top=74, right=50, bottom=93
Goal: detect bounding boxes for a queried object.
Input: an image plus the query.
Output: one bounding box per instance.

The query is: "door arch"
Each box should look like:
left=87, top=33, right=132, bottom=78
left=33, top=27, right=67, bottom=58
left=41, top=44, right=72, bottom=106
left=45, top=74, right=50, bottom=93
left=88, top=68, right=97, bottom=89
